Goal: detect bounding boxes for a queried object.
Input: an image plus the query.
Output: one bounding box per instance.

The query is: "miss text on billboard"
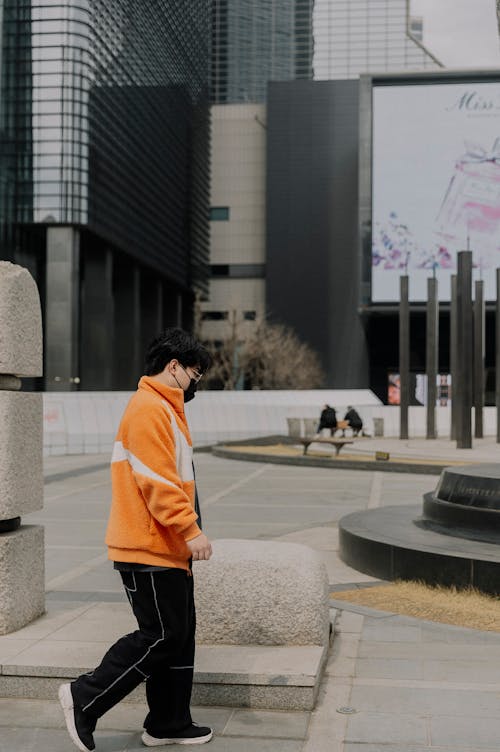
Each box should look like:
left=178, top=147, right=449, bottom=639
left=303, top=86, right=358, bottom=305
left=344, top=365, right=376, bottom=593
left=372, top=79, right=500, bottom=302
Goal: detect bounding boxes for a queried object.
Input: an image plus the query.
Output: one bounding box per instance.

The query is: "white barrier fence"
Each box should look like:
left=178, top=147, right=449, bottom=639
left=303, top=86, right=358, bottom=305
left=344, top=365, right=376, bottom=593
left=42, top=390, right=498, bottom=456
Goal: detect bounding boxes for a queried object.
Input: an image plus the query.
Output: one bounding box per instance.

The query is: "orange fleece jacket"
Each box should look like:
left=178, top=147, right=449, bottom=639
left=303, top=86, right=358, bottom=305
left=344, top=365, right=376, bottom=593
left=105, top=376, right=202, bottom=570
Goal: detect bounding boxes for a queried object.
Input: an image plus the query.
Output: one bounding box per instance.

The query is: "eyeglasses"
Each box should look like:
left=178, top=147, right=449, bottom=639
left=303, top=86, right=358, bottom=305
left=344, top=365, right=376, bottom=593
left=180, top=364, right=203, bottom=383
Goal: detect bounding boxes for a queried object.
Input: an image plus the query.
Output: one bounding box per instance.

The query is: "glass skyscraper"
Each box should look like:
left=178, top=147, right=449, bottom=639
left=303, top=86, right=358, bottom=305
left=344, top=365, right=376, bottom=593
left=313, top=0, right=441, bottom=79
left=0, top=0, right=210, bottom=390
left=211, top=0, right=314, bottom=103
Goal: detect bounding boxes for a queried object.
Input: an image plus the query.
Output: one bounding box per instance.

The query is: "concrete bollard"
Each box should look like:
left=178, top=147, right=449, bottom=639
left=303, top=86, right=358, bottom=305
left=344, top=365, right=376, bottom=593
left=194, top=539, right=330, bottom=647
left=303, top=418, right=318, bottom=436
left=286, top=417, right=302, bottom=438
left=0, top=262, right=44, bottom=634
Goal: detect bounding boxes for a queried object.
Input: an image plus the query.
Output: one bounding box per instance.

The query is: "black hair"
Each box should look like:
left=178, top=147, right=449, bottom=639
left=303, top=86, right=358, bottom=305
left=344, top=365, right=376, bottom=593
left=144, top=327, right=211, bottom=376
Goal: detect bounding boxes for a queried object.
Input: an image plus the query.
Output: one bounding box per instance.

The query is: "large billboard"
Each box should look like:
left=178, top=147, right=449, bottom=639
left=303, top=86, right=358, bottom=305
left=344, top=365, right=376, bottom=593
left=372, top=79, right=500, bottom=302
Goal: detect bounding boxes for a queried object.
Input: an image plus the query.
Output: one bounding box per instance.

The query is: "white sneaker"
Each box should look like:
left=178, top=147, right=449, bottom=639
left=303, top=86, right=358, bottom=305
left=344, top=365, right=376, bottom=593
left=142, top=723, right=213, bottom=746
left=58, top=683, right=96, bottom=751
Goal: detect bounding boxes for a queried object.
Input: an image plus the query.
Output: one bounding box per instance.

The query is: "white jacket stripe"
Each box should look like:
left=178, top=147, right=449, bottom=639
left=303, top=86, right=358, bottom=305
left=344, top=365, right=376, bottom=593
left=161, top=401, right=194, bottom=482
left=111, top=441, right=177, bottom=488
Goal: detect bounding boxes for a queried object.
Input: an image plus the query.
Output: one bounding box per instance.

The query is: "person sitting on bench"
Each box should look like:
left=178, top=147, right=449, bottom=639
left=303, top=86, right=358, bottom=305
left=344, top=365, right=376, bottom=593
left=343, top=406, right=363, bottom=436
left=316, top=404, right=337, bottom=437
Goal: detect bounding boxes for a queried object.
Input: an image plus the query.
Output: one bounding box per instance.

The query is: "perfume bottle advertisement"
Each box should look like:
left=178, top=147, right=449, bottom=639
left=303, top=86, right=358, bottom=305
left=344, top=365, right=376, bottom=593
left=372, top=80, right=500, bottom=302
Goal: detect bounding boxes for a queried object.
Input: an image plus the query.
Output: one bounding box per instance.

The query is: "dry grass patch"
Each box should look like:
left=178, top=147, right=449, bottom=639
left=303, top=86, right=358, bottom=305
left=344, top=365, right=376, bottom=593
left=221, top=444, right=303, bottom=457
left=221, top=444, right=471, bottom=466
left=331, top=580, right=500, bottom=633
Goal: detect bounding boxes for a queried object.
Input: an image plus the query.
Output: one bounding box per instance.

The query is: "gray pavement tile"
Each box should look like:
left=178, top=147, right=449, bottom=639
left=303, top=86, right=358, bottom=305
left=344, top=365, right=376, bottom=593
left=0, top=728, right=37, bottom=752
left=46, top=602, right=135, bottom=642
left=350, top=685, right=500, bottom=718
left=343, top=747, right=461, bottom=752
left=126, top=738, right=304, bottom=752
left=0, top=638, right=37, bottom=663
left=430, top=714, right=500, bottom=748
left=0, top=601, right=95, bottom=641
left=423, top=659, right=500, bottom=683
left=361, top=624, right=423, bottom=643
left=191, top=706, right=236, bottom=733
left=358, top=641, right=500, bottom=660
left=329, top=633, right=364, bottom=659
left=337, top=612, right=365, bottom=633
left=45, top=464, right=110, bottom=484
left=419, top=625, right=500, bottom=644
left=344, top=712, right=427, bottom=745
left=205, top=504, right=341, bottom=524
left=0, top=727, right=133, bottom=752
left=4, top=638, right=117, bottom=670
left=0, top=698, right=64, bottom=728
left=91, top=730, right=138, bottom=752
left=39, top=520, right=108, bottom=548
left=203, top=522, right=304, bottom=539
left=52, top=563, right=123, bottom=593
left=330, top=602, right=397, bottom=618
left=224, top=709, right=309, bottom=739
left=45, top=547, right=105, bottom=583
left=46, top=590, right=127, bottom=602
left=354, top=658, right=423, bottom=680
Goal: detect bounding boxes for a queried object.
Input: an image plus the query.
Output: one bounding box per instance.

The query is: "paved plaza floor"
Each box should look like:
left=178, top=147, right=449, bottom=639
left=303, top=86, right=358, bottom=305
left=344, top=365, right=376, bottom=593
left=0, top=441, right=499, bottom=751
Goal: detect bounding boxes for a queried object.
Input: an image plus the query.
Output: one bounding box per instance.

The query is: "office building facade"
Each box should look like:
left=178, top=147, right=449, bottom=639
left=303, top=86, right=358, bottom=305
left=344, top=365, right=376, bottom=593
left=203, top=0, right=314, bottom=347
left=207, top=0, right=443, bottom=387
left=211, top=0, right=314, bottom=104
left=203, top=103, right=266, bottom=342
left=313, top=0, right=441, bottom=79
left=1, top=0, right=210, bottom=390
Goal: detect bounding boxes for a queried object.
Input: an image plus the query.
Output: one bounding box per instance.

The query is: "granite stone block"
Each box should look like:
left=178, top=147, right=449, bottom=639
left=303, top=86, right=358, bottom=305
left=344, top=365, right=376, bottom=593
left=0, top=525, right=44, bottom=634
left=0, top=392, right=43, bottom=519
left=0, top=262, right=42, bottom=377
left=194, top=539, right=330, bottom=646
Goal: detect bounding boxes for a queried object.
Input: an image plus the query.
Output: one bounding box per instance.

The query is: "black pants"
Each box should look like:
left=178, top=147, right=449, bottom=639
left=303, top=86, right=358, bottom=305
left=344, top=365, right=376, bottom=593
left=72, top=568, right=195, bottom=736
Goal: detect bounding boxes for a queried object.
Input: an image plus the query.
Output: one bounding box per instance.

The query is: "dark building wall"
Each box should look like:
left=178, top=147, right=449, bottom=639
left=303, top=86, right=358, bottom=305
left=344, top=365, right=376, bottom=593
left=266, top=79, right=369, bottom=388
left=1, top=0, right=211, bottom=390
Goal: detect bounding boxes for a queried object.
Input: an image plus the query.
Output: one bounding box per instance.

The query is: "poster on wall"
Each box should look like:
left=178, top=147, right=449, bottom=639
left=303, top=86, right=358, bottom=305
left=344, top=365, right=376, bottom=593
left=387, top=373, right=452, bottom=406
left=372, top=80, right=500, bottom=302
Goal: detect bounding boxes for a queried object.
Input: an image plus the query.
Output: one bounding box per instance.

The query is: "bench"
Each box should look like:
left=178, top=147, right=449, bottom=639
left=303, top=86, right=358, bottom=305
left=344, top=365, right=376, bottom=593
left=318, top=421, right=362, bottom=439
left=299, top=436, right=354, bottom=457
left=287, top=418, right=364, bottom=440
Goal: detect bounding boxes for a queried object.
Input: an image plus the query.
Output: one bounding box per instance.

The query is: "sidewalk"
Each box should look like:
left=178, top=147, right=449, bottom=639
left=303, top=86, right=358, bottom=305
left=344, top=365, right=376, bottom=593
left=0, top=445, right=498, bottom=751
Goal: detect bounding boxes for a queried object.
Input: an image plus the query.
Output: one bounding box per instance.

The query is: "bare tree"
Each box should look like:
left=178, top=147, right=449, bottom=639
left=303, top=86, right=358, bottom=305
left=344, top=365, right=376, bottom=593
left=202, top=310, right=246, bottom=390
left=199, top=310, right=325, bottom=390
left=241, top=316, right=325, bottom=389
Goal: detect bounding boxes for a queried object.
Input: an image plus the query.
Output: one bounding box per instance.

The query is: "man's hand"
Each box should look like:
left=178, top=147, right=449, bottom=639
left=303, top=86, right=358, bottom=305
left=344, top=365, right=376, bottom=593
left=186, top=532, right=212, bottom=561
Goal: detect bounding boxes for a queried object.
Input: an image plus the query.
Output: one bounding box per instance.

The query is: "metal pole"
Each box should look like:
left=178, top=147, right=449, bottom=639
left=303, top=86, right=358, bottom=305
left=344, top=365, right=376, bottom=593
left=474, top=279, right=484, bottom=439
left=496, top=269, right=500, bottom=443
left=450, top=275, right=457, bottom=440
left=399, top=275, right=409, bottom=440
left=426, top=277, right=438, bottom=438
left=456, top=251, right=473, bottom=449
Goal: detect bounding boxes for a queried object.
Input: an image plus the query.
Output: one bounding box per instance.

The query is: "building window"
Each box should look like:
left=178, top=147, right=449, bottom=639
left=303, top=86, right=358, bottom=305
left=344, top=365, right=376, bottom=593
left=201, top=311, right=228, bottom=321
left=243, top=310, right=256, bottom=320
left=409, top=16, right=423, bottom=42
left=209, top=206, right=230, bottom=221
left=211, top=263, right=265, bottom=278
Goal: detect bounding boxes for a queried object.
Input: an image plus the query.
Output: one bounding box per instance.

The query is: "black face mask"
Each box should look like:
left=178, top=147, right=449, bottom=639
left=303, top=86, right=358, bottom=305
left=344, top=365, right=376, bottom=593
left=184, top=378, right=198, bottom=403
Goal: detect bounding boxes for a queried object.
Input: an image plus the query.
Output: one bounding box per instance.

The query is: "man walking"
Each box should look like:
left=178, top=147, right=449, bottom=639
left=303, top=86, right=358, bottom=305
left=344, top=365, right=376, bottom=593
left=59, top=328, right=213, bottom=750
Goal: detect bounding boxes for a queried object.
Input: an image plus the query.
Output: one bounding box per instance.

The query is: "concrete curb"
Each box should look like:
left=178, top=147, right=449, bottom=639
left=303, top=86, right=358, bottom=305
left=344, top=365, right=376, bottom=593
left=0, top=643, right=328, bottom=711
left=212, top=446, right=447, bottom=475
